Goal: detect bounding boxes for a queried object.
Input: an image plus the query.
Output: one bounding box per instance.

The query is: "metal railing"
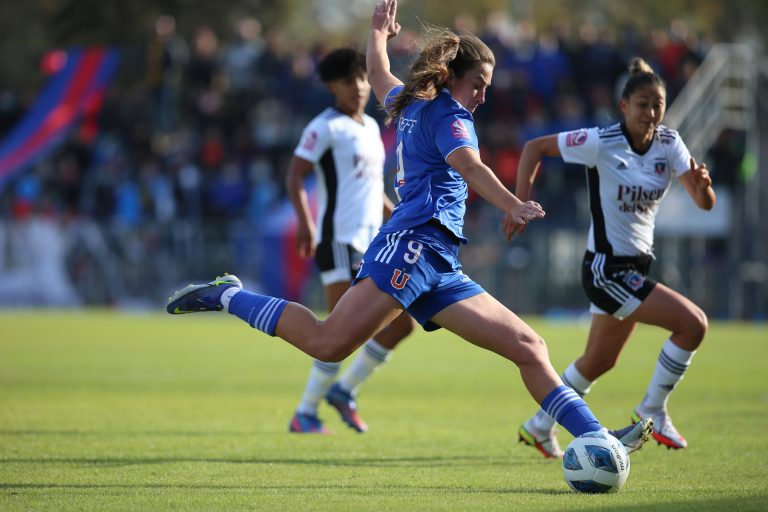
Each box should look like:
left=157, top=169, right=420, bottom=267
left=662, top=42, right=766, bottom=319
left=664, top=43, right=758, bottom=158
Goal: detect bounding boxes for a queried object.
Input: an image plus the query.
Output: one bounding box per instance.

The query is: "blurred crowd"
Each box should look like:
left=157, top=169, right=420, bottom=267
left=0, top=13, right=721, bottom=228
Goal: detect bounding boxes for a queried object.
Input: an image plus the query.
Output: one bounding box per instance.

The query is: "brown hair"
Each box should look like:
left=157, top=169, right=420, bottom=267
left=384, top=27, right=495, bottom=126
left=621, top=57, right=666, bottom=99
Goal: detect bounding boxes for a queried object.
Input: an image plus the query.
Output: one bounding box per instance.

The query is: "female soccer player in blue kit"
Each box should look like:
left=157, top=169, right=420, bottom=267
left=167, top=0, right=652, bottom=454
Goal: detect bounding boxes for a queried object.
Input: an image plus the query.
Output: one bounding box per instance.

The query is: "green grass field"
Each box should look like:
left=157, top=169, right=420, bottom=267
left=1, top=311, right=766, bottom=511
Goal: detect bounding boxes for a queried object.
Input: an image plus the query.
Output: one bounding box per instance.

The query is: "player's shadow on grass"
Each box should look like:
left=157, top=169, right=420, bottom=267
left=0, top=482, right=569, bottom=495
left=0, top=429, right=255, bottom=437
left=0, top=454, right=519, bottom=469
left=3, top=484, right=768, bottom=508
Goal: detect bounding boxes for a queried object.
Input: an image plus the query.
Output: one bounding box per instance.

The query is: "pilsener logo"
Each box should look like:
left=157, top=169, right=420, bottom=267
left=617, top=184, right=665, bottom=213
left=617, top=185, right=665, bottom=202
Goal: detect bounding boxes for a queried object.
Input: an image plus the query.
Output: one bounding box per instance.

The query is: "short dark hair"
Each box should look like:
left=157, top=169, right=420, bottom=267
left=317, top=48, right=366, bottom=82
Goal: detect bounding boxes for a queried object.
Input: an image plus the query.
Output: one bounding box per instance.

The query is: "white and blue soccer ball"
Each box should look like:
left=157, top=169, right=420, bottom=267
left=563, top=430, right=630, bottom=493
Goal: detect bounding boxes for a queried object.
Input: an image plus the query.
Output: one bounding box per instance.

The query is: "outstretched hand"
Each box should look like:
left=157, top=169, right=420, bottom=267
left=688, top=157, right=712, bottom=190
left=503, top=201, right=545, bottom=241
left=371, top=0, right=401, bottom=40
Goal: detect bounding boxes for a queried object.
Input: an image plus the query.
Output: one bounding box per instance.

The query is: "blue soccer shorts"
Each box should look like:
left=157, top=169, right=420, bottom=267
left=353, top=221, right=484, bottom=331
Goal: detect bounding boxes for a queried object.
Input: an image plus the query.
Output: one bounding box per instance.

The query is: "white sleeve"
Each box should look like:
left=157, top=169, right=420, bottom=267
left=293, top=117, right=332, bottom=164
left=668, top=131, right=693, bottom=178
left=557, top=128, right=600, bottom=167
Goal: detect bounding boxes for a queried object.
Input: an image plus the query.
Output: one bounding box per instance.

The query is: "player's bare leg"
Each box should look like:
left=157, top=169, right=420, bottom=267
left=626, top=283, right=707, bottom=449
left=275, top=278, right=405, bottom=362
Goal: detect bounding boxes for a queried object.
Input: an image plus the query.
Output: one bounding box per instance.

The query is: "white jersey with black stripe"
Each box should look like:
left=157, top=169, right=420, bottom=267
left=557, top=123, right=691, bottom=256
left=294, top=108, right=385, bottom=253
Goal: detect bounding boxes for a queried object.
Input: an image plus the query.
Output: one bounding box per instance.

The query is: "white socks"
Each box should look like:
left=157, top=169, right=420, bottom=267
left=296, top=360, right=341, bottom=416
left=295, top=339, right=393, bottom=416
left=639, top=339, right=695, bottom=413
left=527, top=340, right=696, bottom=435
left=530, top=363, right=593, bottom=433
left=561, top=362, right=593, bottom=396
left=220, top=287, right=240, bottom=312
left=338, top=340, right=392, bottom=396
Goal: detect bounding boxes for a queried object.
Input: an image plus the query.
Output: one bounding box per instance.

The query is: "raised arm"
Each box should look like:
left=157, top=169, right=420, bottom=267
left=515, top=134, right=561, bottom=202
left=679, top=157, right=716, bottom=211
left=367, top=0, right=404, bottom=106
left=447, top=147, right=544, bottom=240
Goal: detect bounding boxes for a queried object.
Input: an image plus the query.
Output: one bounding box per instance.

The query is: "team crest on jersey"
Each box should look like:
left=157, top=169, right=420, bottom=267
left=451, top=119, right=470, bottom=140
left=654, top=162, right=666, bottom=175
left=565, top=130, right=588, bottom=147
left=622, top=271, right=645, bottom=291
left=302, top=131, right=318, bottom=151
left=390, top=269, right=411, bottom=290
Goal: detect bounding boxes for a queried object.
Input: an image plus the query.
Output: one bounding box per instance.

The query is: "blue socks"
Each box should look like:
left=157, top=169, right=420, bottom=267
left=227, top=290, right=288, bottom=336
left=541, top=385, right=603, bottom=437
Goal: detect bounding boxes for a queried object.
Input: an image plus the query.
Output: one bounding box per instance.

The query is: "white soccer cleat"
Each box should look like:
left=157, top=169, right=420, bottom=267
left=632, top=409, right=688, bottom=449
left=518, top=420, right=564, bottom=459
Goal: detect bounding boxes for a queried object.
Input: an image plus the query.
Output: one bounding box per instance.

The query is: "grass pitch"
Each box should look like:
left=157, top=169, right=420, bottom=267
left=1, top=311, right=766, bottom=511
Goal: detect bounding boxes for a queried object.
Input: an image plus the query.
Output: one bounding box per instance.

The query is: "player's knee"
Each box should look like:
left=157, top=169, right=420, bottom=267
left=402, top=316, right=417, bottom=337
left=687, top=306, right=708, bottom=346
left=377, top=315, right=416, bottom=349
left=393, top=316, right=416, bottom=341
left=517, top=332, right=549, bottom=365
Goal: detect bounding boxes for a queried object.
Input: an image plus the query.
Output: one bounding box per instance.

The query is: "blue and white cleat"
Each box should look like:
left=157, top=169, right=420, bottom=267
left=606, top=417, right=654, bottom=454
left=326, top=383, right=368, bottom=433
left=289, top=412, right=331, bottom=434
left=166, top=274, right=242, bottom=314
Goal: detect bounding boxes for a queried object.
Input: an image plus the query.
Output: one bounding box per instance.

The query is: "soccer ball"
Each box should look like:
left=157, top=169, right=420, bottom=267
left=563, top=431, right=630, bottom=493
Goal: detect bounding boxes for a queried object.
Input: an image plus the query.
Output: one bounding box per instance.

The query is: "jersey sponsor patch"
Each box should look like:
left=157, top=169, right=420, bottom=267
left=565, top=130, right=588, bottom=147
left=451, top=119, right=470, bottom=140
left=301, top=130, right=318, bottom=150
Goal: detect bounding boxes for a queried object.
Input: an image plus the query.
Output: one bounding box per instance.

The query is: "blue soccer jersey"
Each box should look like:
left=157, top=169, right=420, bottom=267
left=381, top=85, right=478, bottom=243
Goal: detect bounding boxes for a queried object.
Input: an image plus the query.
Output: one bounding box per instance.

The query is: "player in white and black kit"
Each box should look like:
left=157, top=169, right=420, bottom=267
left=285, top=48, right=415, bottom=434
left=515, top=58, right=716, bottom=457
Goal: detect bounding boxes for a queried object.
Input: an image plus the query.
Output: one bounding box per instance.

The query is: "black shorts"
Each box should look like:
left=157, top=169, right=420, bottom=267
left=315, top=240, right=364, bottom=286
left=581, top=250, right=657, bottom=319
